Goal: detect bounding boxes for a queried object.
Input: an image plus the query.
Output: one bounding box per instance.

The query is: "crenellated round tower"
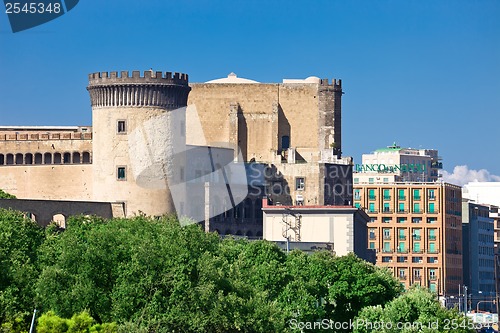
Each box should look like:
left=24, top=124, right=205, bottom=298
left=87, top=70, right=190, bottom=217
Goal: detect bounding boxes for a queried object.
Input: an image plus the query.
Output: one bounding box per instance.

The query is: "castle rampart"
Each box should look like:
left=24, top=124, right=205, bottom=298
left=87, top=70, right=190, bottom=109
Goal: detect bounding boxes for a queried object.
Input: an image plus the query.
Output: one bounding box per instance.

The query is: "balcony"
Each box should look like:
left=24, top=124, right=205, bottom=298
left=428, top=196, right=436, bottom=201
left=383, top=196, right=391, bottom=200
left=413, top=235, right=421, bottom=240
left=368, top=209, right=378, bottom=213
left=383, top=235, right=391, bottom=240
left=414, top=196, right=421, bottom=201
left=397, top=249, right=408, bottom=254
left=382, top=208, right=393, bottom=213
left=399, top=275, right=407, bottom=280
left=428, top=249, right=439, bottom=254
left=398, top=196, right=406, bottom=200
left=429, top=276, right=437, bottom=281
left=382, top=249, right=393, bottom=253
left=369, top=195, right=376, bottom=200
left=414, top=275, right=422, bottom=280
left=413, top=249, right=423, bottom=254
left=399, top=235, right=406, bottom=240
left=428, top=235, right=437, bottom=241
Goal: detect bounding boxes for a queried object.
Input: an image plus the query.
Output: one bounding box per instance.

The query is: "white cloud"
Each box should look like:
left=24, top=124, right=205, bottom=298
left=441, top=165, right=500, bottom=186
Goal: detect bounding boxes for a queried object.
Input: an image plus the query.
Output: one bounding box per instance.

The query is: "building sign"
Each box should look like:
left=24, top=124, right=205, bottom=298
left=355, top=163, right=426, bottom=173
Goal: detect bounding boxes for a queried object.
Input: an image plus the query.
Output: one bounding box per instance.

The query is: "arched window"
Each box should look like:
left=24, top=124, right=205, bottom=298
left=44, top=153, right=52, bottom=164
left=63, top=152, right=71, bottom=164
left=82, top=152, right=91, bottom=164
left=34, top=153, right=42, bottom=164
left=25, top=153, right=33, bottom=165
left=15, top=153, right=23, bottom=165
left=6, top=154, right=14, bottom=165
left=53, top=153, right=62, bottom=164
left=52, top=213, right=66, bottom=228
left=73, top=152, right=81, bottom=164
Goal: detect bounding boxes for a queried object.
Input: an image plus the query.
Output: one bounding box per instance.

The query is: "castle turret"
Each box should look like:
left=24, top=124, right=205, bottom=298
left=87, top=70, right=190, bottom=216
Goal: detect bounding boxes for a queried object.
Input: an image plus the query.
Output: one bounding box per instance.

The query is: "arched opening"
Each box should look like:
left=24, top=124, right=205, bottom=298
left=53, top=153, right=62, bottom=164
left=15, top=153, right=23, bottom=165
left=63, top=152, right=71, bottom=164
left=44, top=153, right=52, bottom=164
left=25, top=153, right=33, bottom=165
left=0, top=154, right=4, bottom=165
left=34, top=153, right=42, bottom=164
left=82, top=152, right=91, bottom=164
left=52, top=213, right=66, bottom=228
left=73, top=152, right=81, bottom=164
left=25, top=212, right=37, bottom=222
left=6, top=154, right=14, bottom=165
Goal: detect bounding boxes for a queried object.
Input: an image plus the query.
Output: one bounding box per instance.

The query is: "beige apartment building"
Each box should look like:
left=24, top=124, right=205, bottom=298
left=353, top=182, right=463, bottom=297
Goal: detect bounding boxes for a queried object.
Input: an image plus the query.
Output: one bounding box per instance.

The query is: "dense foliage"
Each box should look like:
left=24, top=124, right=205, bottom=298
left=354, top=287, right=475, bottom=333
left=0, top=209, right=469, bottom=332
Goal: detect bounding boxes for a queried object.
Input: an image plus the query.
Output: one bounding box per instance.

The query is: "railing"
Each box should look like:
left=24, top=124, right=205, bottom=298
left=399, top=236, right=406, bottom=240
left=398, top=196, right=406, bottom=200
left=369, top=195, right=376, bottom=200
left=428, top=235, right=437, bottom=240
left=413, top=235, right=421, bottom=240
left=397, top=249, right=408, bottom=254
left=383, top=196, right=391, bottom=200
left=383, top=235, right=391, bottom=240
left=428, top=249, right=439, bottom=254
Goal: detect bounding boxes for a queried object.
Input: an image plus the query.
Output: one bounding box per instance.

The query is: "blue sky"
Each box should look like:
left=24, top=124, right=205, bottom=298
left=1, top=0, right=499, bottom=179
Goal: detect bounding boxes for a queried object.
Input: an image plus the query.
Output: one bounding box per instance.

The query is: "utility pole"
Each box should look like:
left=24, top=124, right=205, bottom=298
left=464, top=285, right=468, bottom=314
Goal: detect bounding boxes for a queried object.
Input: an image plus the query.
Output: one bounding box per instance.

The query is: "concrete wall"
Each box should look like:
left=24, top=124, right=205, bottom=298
left=263, top=207, right=368, bottom=258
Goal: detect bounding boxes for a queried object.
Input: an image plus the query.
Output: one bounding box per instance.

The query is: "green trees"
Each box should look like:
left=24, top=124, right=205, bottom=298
left=354, top=287, right=475, bottom=333
left=0, top=210, right=470, bottom=332
left=0, top=209, right=44, bottom=329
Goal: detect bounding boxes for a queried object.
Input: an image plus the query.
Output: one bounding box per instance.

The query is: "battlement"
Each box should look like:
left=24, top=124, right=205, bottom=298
left=0, top=131, right=92, bottom=141
left=319, top=78, right=342, bottom=89
left=87, top=69, right=191, bottom=109
left=88, top=70, right=189, bottom=86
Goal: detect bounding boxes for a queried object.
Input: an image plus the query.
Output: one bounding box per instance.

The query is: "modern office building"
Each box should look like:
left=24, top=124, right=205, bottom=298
left=353, top=182, right=463, bottom=297
left=462, top=199, right=496, bottom=312
left=353, top=143, right=442, bottom=184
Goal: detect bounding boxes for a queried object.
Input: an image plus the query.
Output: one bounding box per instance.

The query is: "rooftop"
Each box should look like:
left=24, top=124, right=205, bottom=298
left=205, top=72, right=259, bottom=84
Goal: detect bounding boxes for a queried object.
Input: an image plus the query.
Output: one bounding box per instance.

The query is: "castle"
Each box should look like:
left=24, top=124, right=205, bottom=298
left=0, top=70, right=353, bottom=236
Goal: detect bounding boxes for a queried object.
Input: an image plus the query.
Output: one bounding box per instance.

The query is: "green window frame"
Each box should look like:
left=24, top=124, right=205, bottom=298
left=413, top=242, right=421, bottom=252
left=399, top=203, right=405, bottom=212
left=398, top=189, right=405, bottom=200
left=429, top=242, right=436, bottom=253
left=429, top=203, right=435, bottom=213
left=414, top=203, right=420, bottom=213
left=369, top=203, right=375, bottom=212
left=413, top=189, right=420, bottom=200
